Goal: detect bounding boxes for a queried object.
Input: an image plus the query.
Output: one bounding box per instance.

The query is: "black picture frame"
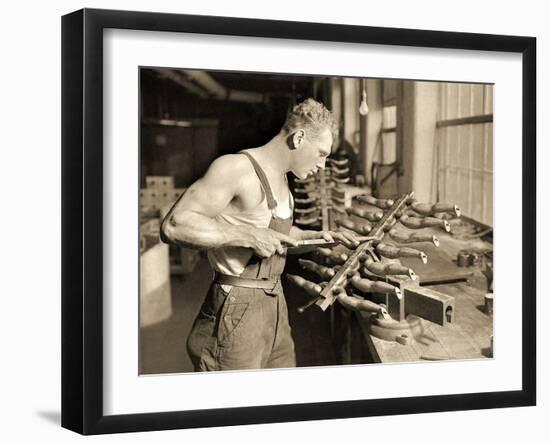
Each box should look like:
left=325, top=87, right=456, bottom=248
left=61, top=8, right=536, bottom=435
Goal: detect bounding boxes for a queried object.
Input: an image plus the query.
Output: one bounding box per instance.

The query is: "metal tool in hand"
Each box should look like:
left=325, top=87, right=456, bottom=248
left=285, top=236, right=376, bottom=255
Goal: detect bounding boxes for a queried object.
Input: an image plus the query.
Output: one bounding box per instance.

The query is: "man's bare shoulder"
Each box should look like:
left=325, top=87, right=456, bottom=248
left=204, top=153, right=256, bottom=185
left=207, top=153, right=250, bottom=173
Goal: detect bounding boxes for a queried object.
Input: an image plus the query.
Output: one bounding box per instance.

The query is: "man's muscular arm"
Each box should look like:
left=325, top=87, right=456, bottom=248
left=160, top=155, right=297, bottom=258
left=161, top=156, right=247, bottom=249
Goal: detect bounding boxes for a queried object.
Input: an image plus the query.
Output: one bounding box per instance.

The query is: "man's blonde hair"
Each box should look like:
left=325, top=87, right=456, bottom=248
left=283, top=98, right=338, bottom=142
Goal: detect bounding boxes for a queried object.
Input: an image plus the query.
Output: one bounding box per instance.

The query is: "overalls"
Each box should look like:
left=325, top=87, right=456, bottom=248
left=187, top=152, right=296, bottom=371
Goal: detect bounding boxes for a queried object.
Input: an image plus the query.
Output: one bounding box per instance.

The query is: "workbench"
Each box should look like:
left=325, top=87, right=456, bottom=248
left=357, top=279, right=493, bottom=362
left=343, top=226, right=493, bottom=363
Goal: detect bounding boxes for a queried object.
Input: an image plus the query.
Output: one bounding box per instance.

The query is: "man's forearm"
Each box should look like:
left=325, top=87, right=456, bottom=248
left=161, top=210, right=253, bottom=250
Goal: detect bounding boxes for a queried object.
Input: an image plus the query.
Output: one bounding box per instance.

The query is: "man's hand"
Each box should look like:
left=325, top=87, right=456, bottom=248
left=248, top=227, right=298, bottom=258
left=301, top=229, right=360, bottom=249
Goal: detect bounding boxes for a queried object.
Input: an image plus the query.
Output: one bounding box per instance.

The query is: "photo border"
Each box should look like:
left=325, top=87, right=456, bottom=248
left=61, top=8, right=536, bottom=434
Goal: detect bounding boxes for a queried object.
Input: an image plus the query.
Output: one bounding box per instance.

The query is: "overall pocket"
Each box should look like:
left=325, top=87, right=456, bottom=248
left=198, top=283, right=228, bottom=320
left=217, top=292, right=250, bottom=347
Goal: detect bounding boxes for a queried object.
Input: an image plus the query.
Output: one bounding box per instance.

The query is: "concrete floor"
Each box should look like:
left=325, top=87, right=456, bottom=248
left=139, top=253, right=339, bottom=374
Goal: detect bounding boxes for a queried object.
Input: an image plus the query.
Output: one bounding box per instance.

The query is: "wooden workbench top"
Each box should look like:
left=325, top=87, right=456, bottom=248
left=352, top=222, right=493, bottom=363
left=357, top=272, right=493, bottom=363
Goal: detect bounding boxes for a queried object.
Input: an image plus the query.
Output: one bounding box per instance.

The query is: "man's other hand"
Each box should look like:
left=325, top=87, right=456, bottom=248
left=303, top=229, right=360, bottom=249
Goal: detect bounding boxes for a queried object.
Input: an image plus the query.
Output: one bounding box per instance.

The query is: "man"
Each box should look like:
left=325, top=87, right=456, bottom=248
left=161, top=98, right=358, bottom=371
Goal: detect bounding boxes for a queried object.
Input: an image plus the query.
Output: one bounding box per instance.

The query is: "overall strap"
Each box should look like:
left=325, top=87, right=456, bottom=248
left=240, top=151, right=277, bottom=211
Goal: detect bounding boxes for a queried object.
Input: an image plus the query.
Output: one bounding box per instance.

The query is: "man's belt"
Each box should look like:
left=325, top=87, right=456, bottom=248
left=214, top=272, right=280, bottom=290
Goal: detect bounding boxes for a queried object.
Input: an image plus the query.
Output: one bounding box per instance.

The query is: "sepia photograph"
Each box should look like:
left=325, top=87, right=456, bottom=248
left=138, top=68, right=494, bottom=374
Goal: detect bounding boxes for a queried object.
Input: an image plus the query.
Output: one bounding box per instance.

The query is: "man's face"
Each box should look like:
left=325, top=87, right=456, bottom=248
left=290, top=127, right=333, bottom=180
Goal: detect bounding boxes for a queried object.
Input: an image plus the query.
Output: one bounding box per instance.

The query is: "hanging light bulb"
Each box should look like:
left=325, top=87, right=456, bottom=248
left=359, top=88, right=369, bottom=116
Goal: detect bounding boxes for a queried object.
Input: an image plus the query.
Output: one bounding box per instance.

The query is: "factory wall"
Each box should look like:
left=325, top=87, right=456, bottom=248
left=342, top=78, right=360, bottom=156
left=334, top=77, right=492, bottom=224
left=365, top=79, right=383, bottom=185
left=399, top=80, right=439, bottom=203
left=437, top=83, right=494, bottom=225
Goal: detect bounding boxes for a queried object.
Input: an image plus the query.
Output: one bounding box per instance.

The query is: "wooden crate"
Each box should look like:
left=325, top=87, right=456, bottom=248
left=145, top=176, right=174, bottom=190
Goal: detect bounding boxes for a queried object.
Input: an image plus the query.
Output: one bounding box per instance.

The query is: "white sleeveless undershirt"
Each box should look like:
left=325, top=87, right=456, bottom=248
left=207, top=188, right=293, bottom=277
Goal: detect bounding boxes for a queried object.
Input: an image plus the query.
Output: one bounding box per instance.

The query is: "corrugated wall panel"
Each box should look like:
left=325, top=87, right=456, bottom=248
left=471, top=123, right=485, bottom=221
left=472, top=84, right=485, bottom=116
left=447, top=84, right=459, bottom=119
left=441, top=126, right=449, bottom=202
left=459, top=84, right=471, bottom=118
left=484, top=85, right=493, bottom=115
left=448, top=126, right=460, bottom=206
left=436, top=83, right=493, bottom=225
left=484, top=123, right=494, bottom=225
